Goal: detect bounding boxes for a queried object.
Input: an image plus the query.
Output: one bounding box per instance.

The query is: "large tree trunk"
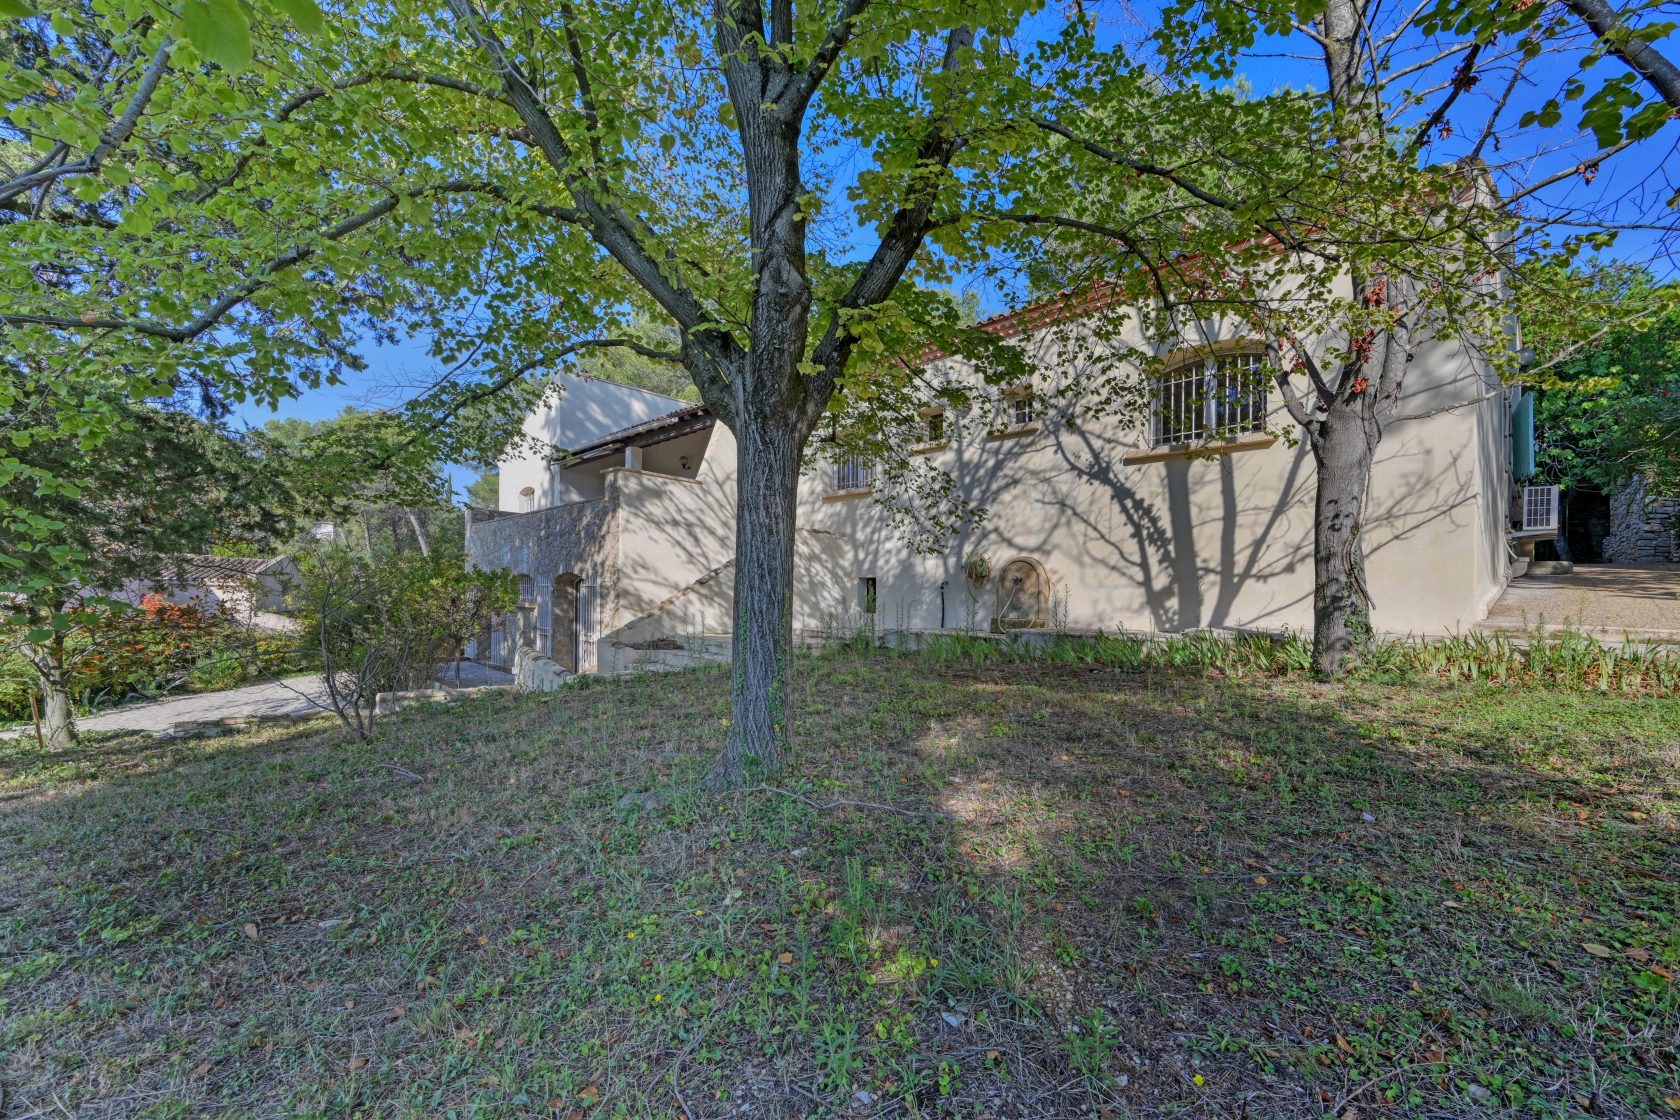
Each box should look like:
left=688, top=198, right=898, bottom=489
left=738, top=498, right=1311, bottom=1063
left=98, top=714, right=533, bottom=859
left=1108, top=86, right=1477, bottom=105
left=702, top=407, right=804, bottom=791
left=1304, top=0, right=1411, bottom=677
left=26, top=638, right=77, bottom=750
left=1310, top=410, right=1376, bottom=675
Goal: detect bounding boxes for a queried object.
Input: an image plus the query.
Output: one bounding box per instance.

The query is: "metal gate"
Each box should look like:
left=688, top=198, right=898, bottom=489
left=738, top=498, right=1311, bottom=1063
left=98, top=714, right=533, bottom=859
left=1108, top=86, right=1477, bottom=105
left=576, top=579, right=600, bottom=672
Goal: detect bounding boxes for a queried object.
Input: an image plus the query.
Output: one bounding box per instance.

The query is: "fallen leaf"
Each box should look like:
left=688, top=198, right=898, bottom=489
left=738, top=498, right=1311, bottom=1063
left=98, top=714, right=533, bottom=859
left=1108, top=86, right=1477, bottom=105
left=579, top=1084, right=600, bottom=1101
left=1253, top=875, right=1268, bottom=886
left=242, top=922, right=259, bottom=940
left=776, top=951, right=793, bottom=964
left=348, top=1056, right=368, bottom=1071
left=1583, top=942, right=1616, bottom=958
left=194, top=1060, right=213, bottom=1076
left=1626, top=946, right=1651, bottom=962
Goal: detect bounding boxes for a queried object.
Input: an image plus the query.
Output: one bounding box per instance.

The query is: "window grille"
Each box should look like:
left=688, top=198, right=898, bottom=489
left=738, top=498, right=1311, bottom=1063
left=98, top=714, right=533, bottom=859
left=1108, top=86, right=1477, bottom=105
left=833, top=455, right=874, bottom=492
left=1153, top=353, right=1267, bottom=447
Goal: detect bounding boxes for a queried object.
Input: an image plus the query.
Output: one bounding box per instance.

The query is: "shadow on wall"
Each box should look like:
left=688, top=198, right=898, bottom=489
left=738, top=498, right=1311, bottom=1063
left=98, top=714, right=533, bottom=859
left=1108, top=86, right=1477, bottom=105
left=820, top=328, right=1492, bottom=637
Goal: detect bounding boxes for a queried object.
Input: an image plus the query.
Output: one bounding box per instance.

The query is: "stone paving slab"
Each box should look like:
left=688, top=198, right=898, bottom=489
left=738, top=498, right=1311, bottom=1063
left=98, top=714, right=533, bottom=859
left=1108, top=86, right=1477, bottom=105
left=1478, top=563, right=1680, bottom=641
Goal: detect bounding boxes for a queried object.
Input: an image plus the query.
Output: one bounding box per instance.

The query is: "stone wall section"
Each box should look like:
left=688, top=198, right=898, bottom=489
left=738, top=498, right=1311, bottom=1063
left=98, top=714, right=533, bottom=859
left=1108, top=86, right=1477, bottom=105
left=1606, top=474, right=1679, bottom=564
left=465, top=497, right=622, bottom=670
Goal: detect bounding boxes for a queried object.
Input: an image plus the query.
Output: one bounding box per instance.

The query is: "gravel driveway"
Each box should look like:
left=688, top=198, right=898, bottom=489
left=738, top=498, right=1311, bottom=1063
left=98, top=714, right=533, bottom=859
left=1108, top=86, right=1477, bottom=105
left=4, top=662, right=514, bottom=739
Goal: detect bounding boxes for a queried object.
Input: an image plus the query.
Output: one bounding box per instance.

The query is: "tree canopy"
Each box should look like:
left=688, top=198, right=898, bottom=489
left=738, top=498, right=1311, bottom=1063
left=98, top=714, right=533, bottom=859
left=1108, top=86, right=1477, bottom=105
left=6, top=0, right=1678, bottom=775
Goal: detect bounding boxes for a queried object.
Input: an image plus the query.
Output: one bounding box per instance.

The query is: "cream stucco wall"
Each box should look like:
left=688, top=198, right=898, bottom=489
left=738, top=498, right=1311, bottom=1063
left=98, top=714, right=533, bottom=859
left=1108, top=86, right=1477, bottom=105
left=473, top=297, right=1515, bottom=671
left=495, top=374, right=687, bottom=512
left=799, top=314, right=1511, bottom=639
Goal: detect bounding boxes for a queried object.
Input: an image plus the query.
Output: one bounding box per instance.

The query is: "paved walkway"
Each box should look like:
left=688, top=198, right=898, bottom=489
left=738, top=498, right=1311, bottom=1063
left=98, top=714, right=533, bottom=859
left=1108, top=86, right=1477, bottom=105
left=1479, top=564, right=1680, bottom=641
left=5, top=662, right=514, bottom=739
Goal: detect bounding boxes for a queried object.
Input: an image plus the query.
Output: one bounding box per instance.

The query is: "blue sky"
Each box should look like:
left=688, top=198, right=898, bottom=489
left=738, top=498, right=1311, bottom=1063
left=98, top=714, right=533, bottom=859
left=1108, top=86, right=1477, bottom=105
left=235, top=3, right=1679, bottom=491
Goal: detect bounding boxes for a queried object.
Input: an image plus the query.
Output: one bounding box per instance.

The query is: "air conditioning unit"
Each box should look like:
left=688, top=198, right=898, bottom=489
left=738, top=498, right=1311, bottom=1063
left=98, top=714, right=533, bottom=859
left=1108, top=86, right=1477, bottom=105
left=1520, top=484, right=1559, bottom=535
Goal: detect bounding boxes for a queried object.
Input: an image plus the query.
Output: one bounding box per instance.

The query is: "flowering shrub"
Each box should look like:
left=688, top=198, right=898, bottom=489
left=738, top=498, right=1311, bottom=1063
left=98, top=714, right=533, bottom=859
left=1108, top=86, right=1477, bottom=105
left=71, top=595, right=237, bottom=701
left=1, top=595, right=309, bottom=721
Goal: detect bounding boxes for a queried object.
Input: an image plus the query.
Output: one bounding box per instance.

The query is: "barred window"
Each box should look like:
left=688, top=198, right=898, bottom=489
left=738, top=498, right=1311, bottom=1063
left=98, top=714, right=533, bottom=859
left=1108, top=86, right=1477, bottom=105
left=833, top=455, right=874, bottom=492
left=1153, top=353, right=1267, bottom=447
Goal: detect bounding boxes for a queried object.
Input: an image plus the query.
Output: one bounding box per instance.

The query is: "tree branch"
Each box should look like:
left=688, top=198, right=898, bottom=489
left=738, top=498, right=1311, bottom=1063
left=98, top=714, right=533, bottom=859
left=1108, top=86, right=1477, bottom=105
left=187, top=69, right=517, bottom=206
left=804, top=25, right=974, bottom=414
left=784, top=0, right=873, bottom=116
left=0, top=37, right=173, bottom=205
left=1, top=180, right=545, bottom=341
left=1031, top=114, right=1311, bottom=254
left=445, top=0, right=743, bottom=412
left=405, top=338, right=685, bottom=439
left=1561, top=0, right=1680, bottom=115
left=1402, top=41, right=1482, bottom=158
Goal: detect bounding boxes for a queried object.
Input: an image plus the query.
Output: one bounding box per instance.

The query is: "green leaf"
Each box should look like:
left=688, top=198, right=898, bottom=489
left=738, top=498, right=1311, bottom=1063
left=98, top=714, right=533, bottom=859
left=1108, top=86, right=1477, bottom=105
left=0, top=0, right=36, bottom=17
left=268, top=0, right=323, bottom=34
left=180, top=0, right=254, bottom=72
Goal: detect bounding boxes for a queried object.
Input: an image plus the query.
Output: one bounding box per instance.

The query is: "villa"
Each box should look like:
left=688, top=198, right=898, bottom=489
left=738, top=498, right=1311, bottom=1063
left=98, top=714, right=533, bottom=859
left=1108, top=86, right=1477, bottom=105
left=466, top=294, right=1543, bottom=675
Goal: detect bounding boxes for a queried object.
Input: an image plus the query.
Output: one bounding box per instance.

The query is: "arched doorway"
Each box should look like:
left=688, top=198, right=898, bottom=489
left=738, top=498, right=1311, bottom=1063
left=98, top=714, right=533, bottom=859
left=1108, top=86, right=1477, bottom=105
left=552, top=574, right=580, bottom=672
left=994, top=557, right=1050, bottom=631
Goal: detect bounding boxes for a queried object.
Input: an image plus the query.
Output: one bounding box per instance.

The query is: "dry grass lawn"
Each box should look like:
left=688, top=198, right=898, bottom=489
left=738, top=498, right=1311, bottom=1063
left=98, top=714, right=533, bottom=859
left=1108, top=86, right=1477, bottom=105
left=1, top=648, right=1677, bottom=1118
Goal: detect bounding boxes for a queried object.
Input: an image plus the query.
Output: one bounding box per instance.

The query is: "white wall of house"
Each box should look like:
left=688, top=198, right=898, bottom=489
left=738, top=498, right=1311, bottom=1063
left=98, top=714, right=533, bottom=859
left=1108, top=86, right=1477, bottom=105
left=607, top=425, right=853, bottom=637
left=495, top=374, right=686, bottom=512
left=481, top=290, right=1515, bottom=670
left=800, top=310, right=1512, bottom=639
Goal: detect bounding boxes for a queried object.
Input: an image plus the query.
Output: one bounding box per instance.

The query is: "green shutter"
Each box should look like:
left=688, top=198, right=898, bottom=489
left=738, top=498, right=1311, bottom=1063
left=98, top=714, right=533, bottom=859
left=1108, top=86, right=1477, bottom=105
left=1511, top=390, right=1535, bottom=480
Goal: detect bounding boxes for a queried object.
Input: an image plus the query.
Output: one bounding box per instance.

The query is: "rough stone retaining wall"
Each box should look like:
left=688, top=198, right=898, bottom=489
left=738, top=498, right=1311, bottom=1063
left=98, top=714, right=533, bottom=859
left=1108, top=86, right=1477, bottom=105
left=1606, top=475, right=1679, bottom=564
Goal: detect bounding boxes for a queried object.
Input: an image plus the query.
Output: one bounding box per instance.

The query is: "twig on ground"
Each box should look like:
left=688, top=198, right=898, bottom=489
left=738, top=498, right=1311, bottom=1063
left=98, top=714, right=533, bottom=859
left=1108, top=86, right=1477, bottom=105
left=373, top=762, right=427, bottom=782
left=1332, top=1061, right=1451, bottom=1116
left=740, top=785, right=956, bottom=820
left=670, top=1005, right=719, bottom=1120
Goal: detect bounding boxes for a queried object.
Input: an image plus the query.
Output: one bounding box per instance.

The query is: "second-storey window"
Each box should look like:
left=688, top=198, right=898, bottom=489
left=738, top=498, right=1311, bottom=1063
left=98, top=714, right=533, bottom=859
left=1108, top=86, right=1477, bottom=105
left=1011, top=392, right=1038, bottom=428
left=833, top=455, right=875, bottom=492
left=925, top=411, right=945, bottom=443
left=1153, top=353, right=1266, bottom=447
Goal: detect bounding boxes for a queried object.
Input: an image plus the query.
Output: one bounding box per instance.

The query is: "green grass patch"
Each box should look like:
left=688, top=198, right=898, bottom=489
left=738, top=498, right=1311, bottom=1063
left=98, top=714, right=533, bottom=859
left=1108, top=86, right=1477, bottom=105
left=1, top=652, right=1676, bottom=1117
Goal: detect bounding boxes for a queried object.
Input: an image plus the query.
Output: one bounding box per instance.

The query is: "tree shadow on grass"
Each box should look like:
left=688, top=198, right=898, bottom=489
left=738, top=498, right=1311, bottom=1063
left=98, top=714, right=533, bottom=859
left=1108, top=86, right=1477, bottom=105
left=779, top=654, right=1678, bottom=1119
left=0, top=657, right=1673, bottom=1119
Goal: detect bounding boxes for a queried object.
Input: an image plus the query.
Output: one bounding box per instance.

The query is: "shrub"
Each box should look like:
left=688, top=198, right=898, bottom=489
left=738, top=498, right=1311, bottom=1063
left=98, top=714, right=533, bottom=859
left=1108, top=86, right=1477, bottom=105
left=288, top=548, right=516, bottom=740
left=862, top=626, right=1680, bottom=697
